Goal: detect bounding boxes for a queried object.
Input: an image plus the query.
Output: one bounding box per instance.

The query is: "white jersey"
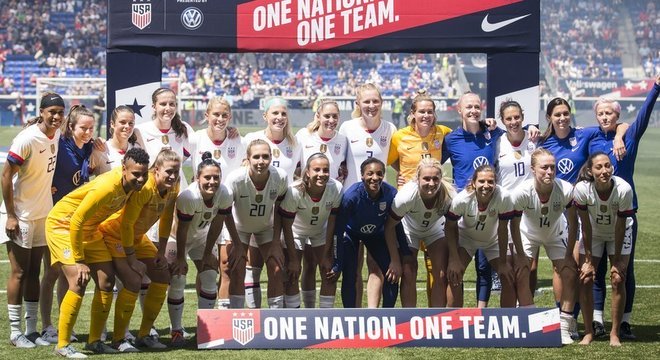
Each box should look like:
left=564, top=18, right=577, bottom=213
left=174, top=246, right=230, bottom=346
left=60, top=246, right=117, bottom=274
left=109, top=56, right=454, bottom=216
left=573, top=176, right=634, bottom=238
left=91, top=141, right=139, bottom=174
left=295, top=128, right=348, bottom=183
left=225, top=166, right=288, bottom=233
left=390, top=181, right=451, bottom=238
left=189, top=129, right=245, bottom=183
left=243, top=130, right=301, bottom=184
left=338, top=118, right=396, bottom=186
left=512, top=178, right=574, bottom=239
left=279, top=178, right=342, bottom=236
left=447, top=185, right=514, bottom=244
left=176, top=181, right=233, bottom=244
left=1, top=124, right=59, bottom=220
left=495, top=132, right=536, bottom=190
left=137, top=121, right=194, bottom=167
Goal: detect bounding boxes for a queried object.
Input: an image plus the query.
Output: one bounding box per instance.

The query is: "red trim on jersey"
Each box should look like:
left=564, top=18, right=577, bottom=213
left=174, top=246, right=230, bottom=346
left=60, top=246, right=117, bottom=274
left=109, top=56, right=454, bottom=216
left=183, top=148, right=191, bottom=158
left=510, top=140, right=522, bottom=147
left=365, top=129, right=376, bottom=134
left=212, top=139, right=224, bottom=146
left=446, top=211, right=461, bottom=221
left=310, top=197, right=321, bottom=202
left=218, top=206, right=232, bottom=215
left=277, top=194, right=285, bottom=201
left=7, top=151, right=24, bottom=166
left=573, top=201, right=588, bottom=210
left=158, top=128, right=170, bottom=134
left=389, top=208, right=403, bottom=222
left=118, top=149, right=126, bottom=155
left=618, top=209, right=635, bottom=218
left=176, top=210, right=194, bottom=221
left=278, top=206, right=296, bottom=219
left=330, top=207, right=339, bottom=214
left=499, top=210, right=516, bottom=220
left=319, top=136, right=332, bottom=142
left=271, top=139, right=283, bottom=144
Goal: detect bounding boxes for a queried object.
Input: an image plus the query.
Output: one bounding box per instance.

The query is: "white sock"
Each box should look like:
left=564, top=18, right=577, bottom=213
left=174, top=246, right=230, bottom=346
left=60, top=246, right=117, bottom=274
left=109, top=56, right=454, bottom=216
left=267, top=295, right=284, bottom=308
left=197, top=294, right=217, bottom=310
left=24, top=301, right=38, bottom=335
left=622, top=312, right=631, bottom=324
left=319, top=295, right=335, bottom=308
left=216, top=298, right=230, bottom=309
left=593, top=310, right=604, bottom=324
left=8, top=304, right=22, bottom=338
left=244, top=266, right=262, bottom=309
left=167, top=298, right=184, bottom=331
left=301, top=290, right=316, bottom=308
left=229, top=295, right=245, bottom=309
left=284, top=294, right=301, bottom=308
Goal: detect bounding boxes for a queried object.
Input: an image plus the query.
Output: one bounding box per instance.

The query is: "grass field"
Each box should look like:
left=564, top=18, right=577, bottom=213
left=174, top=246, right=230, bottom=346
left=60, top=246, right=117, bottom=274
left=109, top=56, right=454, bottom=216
left=0, top=126, right=659, bottom=358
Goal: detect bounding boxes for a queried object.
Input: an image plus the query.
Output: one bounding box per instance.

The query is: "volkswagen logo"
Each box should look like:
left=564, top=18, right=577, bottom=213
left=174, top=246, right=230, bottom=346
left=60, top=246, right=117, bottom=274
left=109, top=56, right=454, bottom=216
left=472, top=156, right=489, bottom=169
left=360, top=224, right=377, bottom=234
left=181, top=7, right=203, bottom=30
left=557, top=158, right=574, bottom=174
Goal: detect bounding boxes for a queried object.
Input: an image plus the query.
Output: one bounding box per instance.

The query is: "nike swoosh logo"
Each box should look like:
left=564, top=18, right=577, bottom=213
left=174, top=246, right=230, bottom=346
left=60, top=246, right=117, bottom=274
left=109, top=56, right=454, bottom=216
left=146, top=138, right=156, bottom=142
left=240, top=195, right=249, bottom=198
left=406, top=146, right=415, bottom=150
left=105, top=161, right=114, bottom=164
left=499, top=154, right=507, bottom=158
left=39, top=149, right=47, bottom=153
left=481, top=14, right=531, bottom=32
left=305, top=145, right=314, bottom=148
left=350, top=140, right=359, bottom=143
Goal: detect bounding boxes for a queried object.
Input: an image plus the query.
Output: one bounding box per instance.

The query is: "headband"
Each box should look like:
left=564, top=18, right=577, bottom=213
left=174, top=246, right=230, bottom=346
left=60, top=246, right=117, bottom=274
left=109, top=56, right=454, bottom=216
left=40, top=94, right=65, bottom=109
left=263, top=97, right=287, bottom=112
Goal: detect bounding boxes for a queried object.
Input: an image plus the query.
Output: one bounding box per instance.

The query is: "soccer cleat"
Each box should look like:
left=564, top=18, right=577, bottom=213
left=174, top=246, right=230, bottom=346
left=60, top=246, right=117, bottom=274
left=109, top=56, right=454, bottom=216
left=55, top=344, right=87, bottom=358
left=10, top=334, right=36, bottom=348
left=170, top=329, right=186, bottom=348
left=619, top=322, right=636, bottom=340
left=124, top=330, right=136, bottom=343
left=113, top=339, right=140, bottom=353
left=593, top=321, right=606, bottom=338
left=149, top=326, right=160, bottom=339
left=25, top=332, right=50, bottom=346
left=135, top=335, right=167, bottom=349
left=559, top=313, right=574, bottom=345
left=491, top=272, right=502, bottom=292
left=84, top=340, right=120, bottom=354
left=41, top=325, right=59, bottom=344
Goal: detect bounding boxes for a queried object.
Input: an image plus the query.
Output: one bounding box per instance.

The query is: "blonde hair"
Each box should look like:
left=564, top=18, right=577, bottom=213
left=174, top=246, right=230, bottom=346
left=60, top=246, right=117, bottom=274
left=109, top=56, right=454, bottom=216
left=352, top=83, right=382, bottom=119
left=407, top=90, right=436, bottom=127
left=206, top=96, right=232, bottom=114
left=415, top=158, right=455, bottom=213
left=263, top=97, right=296, bottom=145
left=306, top=98, right=340, bottom=133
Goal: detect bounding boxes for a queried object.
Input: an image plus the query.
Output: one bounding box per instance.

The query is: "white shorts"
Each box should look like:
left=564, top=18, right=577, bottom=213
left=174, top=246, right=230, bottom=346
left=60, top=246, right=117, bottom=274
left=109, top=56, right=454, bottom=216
left=521, top=228, right=567, bottom=261
left=165, top=235, right=218, bottom=262
left=579, top=226, right=633, bottom=256
left=240, top=229, right=274, bottom=247
left=282, top=232, right=325, bottom=250
left=402, top=217, right=445, bottom=250
left=0, top=213, right=47, bottom=248
left=458, top=235, right=500, bottom=261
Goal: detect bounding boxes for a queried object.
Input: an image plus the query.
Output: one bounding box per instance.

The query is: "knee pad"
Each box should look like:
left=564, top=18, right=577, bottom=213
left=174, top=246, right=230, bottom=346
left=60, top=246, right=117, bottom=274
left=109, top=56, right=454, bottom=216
left=199, top=270, right=218, bottom=295
left=168, top=274, right=186, bottom=299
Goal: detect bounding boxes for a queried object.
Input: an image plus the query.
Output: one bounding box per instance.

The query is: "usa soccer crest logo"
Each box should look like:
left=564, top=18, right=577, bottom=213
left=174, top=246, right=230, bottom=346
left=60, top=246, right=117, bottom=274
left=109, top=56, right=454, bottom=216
left=334, top=143, right=342, bottom=155
left=232, top=313, right=255, bottom=346
left=131, top=1, right=151, bottom=30
left=228, top=147, right=236, bottom=159
left=380, top=136, right=388, bottom=147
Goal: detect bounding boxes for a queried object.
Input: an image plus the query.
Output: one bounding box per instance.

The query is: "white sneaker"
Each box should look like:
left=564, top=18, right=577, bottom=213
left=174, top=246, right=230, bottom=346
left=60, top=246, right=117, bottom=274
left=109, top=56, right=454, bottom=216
left=10, top=334, right=36, bottom=348
left=114, top=339, right=140, bottom=353
left=124, top=330, right=136, bottom=343
left=25, top=332, right=50, bottom=346
left=135, top=335, right=167, bottom=349
left=41, top=325, right=59, bottom=344
left=559, top=313, right=574, bottom=345
left=55, top=344, right=87, bottom=358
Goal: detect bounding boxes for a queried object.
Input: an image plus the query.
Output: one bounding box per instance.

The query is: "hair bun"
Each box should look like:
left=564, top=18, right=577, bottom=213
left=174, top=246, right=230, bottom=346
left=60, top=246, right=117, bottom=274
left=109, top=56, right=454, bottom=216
left=201, top=151, right=212, bottom=161
left=417, top=89, right=427, bottom=95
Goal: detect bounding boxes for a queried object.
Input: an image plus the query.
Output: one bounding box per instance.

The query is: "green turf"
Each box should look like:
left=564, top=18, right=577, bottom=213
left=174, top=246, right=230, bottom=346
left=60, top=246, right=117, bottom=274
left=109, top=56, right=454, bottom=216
left=0, top=128, right=659, bottom=358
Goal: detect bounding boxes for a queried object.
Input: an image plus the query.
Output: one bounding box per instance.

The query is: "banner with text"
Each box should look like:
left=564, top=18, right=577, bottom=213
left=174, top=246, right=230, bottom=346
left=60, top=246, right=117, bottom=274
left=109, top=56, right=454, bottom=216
left=197, top=308, right=561, bottom=349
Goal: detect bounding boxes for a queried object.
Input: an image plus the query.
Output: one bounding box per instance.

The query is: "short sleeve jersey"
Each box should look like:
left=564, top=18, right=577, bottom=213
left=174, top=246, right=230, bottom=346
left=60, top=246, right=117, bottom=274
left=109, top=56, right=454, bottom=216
left=495, top=131, right=536, bottom=190
left=446, top=186, right=514, bottom=244
left=511, top=178, right=574, bottom=239
left=175, top=181, right=233, bottom=243
left=295, top=128, right=348, bottom=182
left=99, top=173, right=179, bottom=247
left=338, top=118, right=396, bottom=186
left=390, top=181, right=451, bottom=237
left=387, top=125, right=452, bottom=185
left=573, top=176, right=635, bottom=238
left=225, top=166, right=288, bottom=233
left=189, top=129, right=245, bottom=183
left=279, top=178, right=342, bottom=236
left=3, top=124, right=59, bottom=220
left=136, top=121, right=194, bottom=167
left=243, top=130, right=301, bottom=184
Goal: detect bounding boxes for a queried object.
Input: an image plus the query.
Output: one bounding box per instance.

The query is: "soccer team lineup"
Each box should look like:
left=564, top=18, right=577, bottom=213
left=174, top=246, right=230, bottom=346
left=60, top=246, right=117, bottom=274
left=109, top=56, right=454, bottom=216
left=1, top=74, right=658, bottom=356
